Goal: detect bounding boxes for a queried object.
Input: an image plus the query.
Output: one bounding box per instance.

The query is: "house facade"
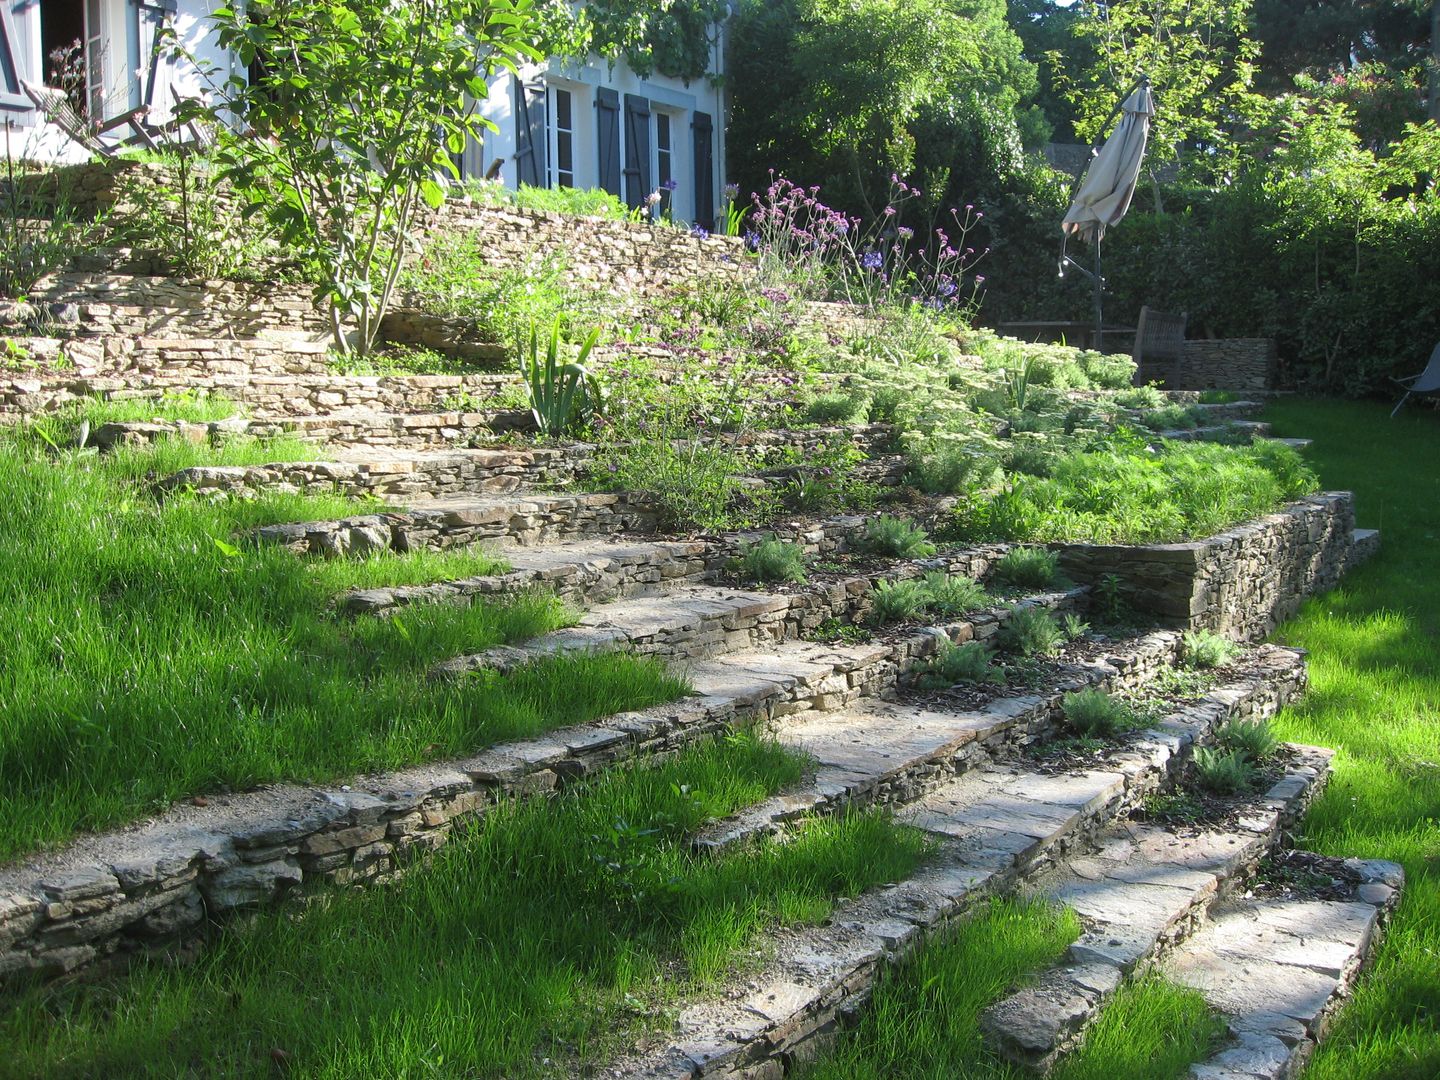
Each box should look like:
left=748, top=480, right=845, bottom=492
left=0, top=0, right=727, bottom=226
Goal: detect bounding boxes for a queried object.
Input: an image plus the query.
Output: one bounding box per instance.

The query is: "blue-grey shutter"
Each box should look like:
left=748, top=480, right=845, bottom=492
left=595, top=87, right=621, bottom=197
left=622, top=93, right=651, bottom=209
left=137, top=0, right=178, bottom=124
left=692, top=110, right=715, bottom=230
left=512, top=77, right=547, bottom=188
left=0, top=0, right=33, bottom=116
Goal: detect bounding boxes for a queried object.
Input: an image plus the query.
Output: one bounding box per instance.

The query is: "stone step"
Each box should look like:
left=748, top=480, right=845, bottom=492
left=432, top=562, right=1081, bottom=676
left=692, top=642, right=1305, bottom=854
left=3, top=332, right=340, bottom=378
left=1349, top=528, right=1381, bottom=567
left=91, top=409, right=515, bottom=451
left=1157, top=420, right=1272, bottom=443
left=0, top=371, right=520, bottom=422
left=1272, top=437, right=1312, bottom=451
left=0, top=617, right=1134, bottom=984
left=982, top=749, right=1331, bottom=1068
left=1161, top=866, right=1403, bottom=1080
left=613, top=648, right=1314, bottom=1079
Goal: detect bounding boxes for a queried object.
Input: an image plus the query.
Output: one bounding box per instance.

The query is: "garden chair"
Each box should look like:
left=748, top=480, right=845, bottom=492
left=21, top=81, right=158, bottom=158
left=1132, top=305, right=1187, bottom=387
left=1391, top=341, right=1440, bottom=417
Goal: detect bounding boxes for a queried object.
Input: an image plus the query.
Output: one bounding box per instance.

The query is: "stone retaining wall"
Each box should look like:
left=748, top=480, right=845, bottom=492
left=0, top=372, right=517, bottom=421
left=1060, top=493, right=1357, bottom=640
left=1178, top=339, right=1276, bottom=392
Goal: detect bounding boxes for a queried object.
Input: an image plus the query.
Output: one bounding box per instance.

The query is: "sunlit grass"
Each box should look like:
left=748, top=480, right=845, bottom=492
left=0, top=434, right=680, bottom=856
left=0, top=733, right=931, bottom=1078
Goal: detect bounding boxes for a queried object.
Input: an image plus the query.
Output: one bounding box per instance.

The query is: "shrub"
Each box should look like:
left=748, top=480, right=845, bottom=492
left=737, top=537, right=808, bottom=585
left=1061, top=689, right=1136, bottom=738
left=1060, top=613, right=1090, bottom=641
left=992, top=547, right=1061, bottom=589
left=1001, top=606, right=1066, bottom=658
left=921, top=572, right=988, bottom=617
left=913, top=641, right=1001, bottom=689
left=521, top=320, right=603, bottom=436
left=806, top=392, right=871, bottom=425
left=1140, top=404, right=1204, bottom=431
left=1216, top=717, right=1281, bottom=761
left=1181, top=630, right=1241, bottom=670
left=906, top=439, right=1004, bottom=496
left=596, top=431, right=766, bottom=533
left=868, top=579, right=931, bottom=624
left=1192, top=746, right=1259, bottom=795
left=858, top=516, right=936, bottom=559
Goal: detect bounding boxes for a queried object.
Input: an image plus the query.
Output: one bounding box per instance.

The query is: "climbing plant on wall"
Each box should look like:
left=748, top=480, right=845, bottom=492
left=534, top=0, right=729, bottom=82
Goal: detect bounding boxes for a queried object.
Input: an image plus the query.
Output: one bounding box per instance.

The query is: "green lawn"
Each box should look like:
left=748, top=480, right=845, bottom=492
left=1261, top=397, right=1440, bottom=1080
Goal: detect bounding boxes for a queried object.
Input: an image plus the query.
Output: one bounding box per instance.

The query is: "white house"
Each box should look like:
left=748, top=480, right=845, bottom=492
left=0, top=0, right=728, bottom=227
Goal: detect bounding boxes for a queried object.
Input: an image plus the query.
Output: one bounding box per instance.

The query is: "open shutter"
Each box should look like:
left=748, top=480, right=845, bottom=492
left=622, top=94, right=651, bottom=209
left=512, top=76, right=547, bottom=188
left=137, top=0, right=178, bottom=125
left=595, top=88, right=621, bottom=197
left=692, top=111, right=715, bottom=231
left=0, top=0, right=34, bottom=116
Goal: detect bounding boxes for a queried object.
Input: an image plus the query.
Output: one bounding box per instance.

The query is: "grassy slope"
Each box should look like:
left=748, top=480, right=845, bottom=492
left=1261, top=398, right=1440, bottom=1080
left=0, top=437, right=687, bottom=857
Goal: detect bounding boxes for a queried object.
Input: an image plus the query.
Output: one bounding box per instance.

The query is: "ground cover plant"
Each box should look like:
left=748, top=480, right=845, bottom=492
left=0, top=734, right=928, bottom=1077
left=0, top=432, right=688, bottom=856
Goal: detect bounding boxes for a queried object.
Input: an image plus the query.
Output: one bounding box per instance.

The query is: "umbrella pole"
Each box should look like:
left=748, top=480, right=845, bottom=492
left=1092, top=232, right=1104, bottom=351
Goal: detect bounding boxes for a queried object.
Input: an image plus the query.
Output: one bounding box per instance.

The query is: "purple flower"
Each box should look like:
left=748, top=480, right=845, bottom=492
left=975, top=276, right=986, bottom=284
left=661, top=178, right=679, bottom=192
left=897, top=226, right=913, bottom=239
left=722, top=182, right=740, bottom=201
left=690, top=224, right=710, bottom=239
left=861, top=250, right=884, bottom=272
left=883, top=205, right=897, bottom=217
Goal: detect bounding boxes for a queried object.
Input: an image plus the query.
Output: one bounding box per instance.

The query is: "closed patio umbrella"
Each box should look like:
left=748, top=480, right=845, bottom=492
left=1061, top=80, right=1155, bottom=348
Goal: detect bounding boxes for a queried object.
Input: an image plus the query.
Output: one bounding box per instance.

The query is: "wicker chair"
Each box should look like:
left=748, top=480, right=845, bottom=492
left=1132, top=306, right=1188, bottom=387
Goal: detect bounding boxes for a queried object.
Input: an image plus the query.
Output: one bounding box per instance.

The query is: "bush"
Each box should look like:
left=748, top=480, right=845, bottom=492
left=1001, top=606, right=1065, bottom=658
left=1060, top=613, right=1090, bottom=641
left=906, top=438, right=1004, bottom=496
left=867, top=579, right=931, bottom=624
left=912, top=641, right=1001, bottom=689
left=806, top=392, right=871, bottom=425
left=737, top=537, right=808, bottom=585
left=1192, top=746, right=1259, bottom=795
left=858, top=516, right=936, bottom=559
left=921, top=572, right=988, bottom=617
left=1181, top=630, right=1241, bottom=670
left=1216, top=717, right=1281, bottom=761
left=1061, top=689, right=1136, bottom=738
left=992, top=547, right=1061, bottom=589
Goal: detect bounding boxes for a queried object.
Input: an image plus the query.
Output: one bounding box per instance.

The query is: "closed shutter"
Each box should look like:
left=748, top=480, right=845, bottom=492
left=512, top=76, right=547, bottom=188
left=0, top=0, right=33, bottom=116
left=692, top=110, right=715, bottom=230
left=595, top=87, right=621, bottom=197
left=137, top=0, right=178, bottom=124
left=622, top=93, right=651, bottom=209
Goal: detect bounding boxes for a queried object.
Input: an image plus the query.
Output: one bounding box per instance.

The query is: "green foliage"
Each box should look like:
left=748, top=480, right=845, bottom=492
left=1062, top=688, right=1137, bottom=738
left=991, top=546, right=1061, bottom=589
left=857, top=515, right=937, bottom=559
left=1001, top=605, right=1066, bottom=657
left=920, top=572, right=989, bottom=617
left=1141, top=404, right=1206, bottom=432
left=867, top=579, right=931, bottom=624
left=521, top=319, right=604, bottom=436
left=1095, top=572, right=1125, bottom=622
left=1060, top=612, right=1091, bottom=641
left=1181, top=629, right=1241, bottom=670
left=461, top=180, right=631, bottom=219
left=946, top=441, right=1319, bottom=545
left=1217, top=717, right=1281, bottom=761
left=912, top=641, right=1001, bottom=689
left=203, top=0, right=539, bottom=356
left=905, top=435, right=1004, bottom=495
left=0, top=160, right=105, bottom=298
left=737, top=536, right=809, bottom=585
left=806, top=391, right=871, bottom=425
left=1192, top=746, right=1260, bottom=795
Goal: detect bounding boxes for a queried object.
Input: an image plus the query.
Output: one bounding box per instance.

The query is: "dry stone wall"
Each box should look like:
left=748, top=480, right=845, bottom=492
left=1178, top=339, right=1276, bottom=392
left=1060, top=493, right=1360, bottom=640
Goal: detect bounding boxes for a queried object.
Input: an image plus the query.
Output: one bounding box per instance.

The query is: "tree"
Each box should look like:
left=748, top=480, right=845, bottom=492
left=1058, top=0, right=1259, bottom=167
left=205, top=0, right=539, bottom=357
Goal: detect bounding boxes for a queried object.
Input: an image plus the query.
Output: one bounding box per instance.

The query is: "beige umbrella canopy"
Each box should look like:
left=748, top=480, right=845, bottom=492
left=1059, top=80, right=1155, bottom=347
left=1063, top=83, right=1155, bottom=244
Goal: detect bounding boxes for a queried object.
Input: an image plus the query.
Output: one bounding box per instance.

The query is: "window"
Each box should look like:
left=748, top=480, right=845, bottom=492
left=550, top=85, right=574, bottom=188
left=656, top=111, right=673, bottom=214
